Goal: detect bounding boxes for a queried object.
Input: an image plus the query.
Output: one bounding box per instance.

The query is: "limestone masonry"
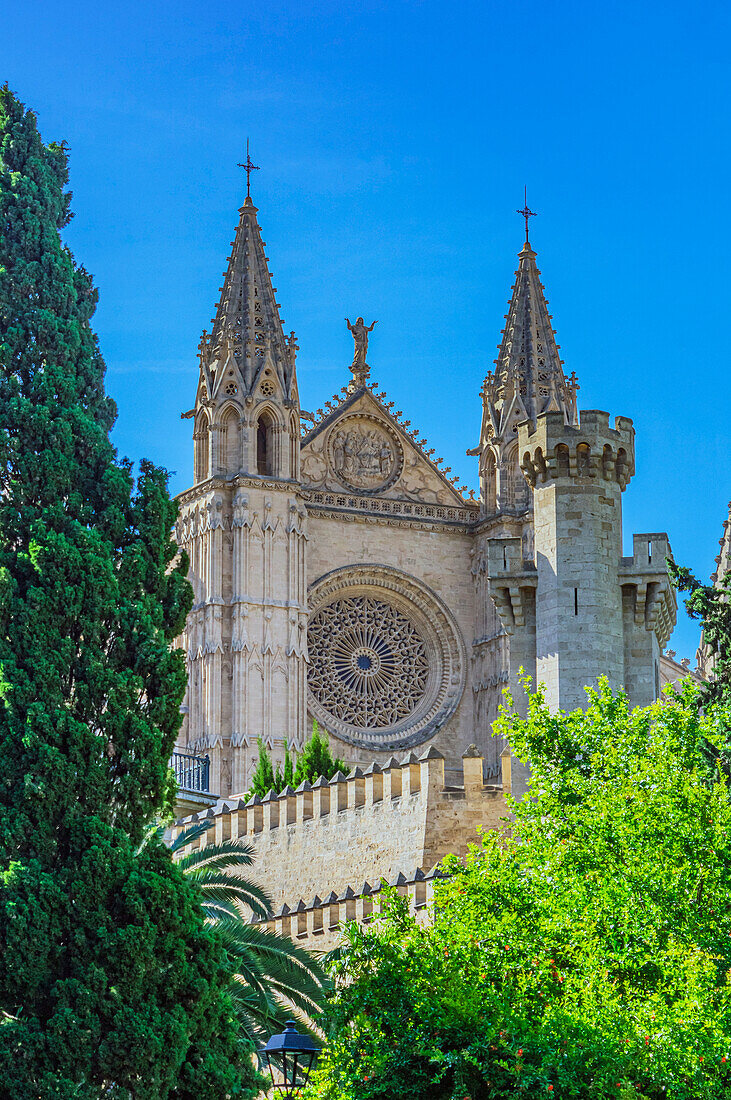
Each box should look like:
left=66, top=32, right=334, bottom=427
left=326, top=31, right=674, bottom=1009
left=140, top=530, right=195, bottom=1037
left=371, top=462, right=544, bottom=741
left=173, top=186, right=683, bottom=924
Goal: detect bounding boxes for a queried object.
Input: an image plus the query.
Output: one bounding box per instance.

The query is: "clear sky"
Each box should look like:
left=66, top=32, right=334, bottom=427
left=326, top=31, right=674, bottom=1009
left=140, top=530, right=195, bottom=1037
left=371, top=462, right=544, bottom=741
left=6, top=0, right=731, bottom=661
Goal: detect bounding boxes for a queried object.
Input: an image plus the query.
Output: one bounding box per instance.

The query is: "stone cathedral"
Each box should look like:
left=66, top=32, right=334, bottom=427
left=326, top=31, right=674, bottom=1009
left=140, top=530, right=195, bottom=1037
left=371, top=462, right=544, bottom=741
left=173, top=186, right=677, bottom=802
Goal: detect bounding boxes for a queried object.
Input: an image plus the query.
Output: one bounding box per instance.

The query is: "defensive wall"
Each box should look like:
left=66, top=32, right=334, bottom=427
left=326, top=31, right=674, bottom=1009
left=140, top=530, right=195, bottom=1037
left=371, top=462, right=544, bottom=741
left=172, top=744, right=511, bottom=941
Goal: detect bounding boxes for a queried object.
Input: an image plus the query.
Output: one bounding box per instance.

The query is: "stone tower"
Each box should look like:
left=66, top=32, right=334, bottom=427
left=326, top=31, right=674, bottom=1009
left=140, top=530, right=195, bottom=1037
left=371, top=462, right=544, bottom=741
left=470, top=234, right=580, bottom=769
left=481, top=236, right=676, bottom=756
left=175, top=191, right=308, bottom=796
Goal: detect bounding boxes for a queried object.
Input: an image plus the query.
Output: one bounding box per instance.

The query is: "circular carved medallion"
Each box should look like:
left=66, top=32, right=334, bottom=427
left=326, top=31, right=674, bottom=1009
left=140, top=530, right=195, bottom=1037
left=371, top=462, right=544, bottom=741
left=307, top=565, right=466, bottom=752
left=327, top=416, right=402, bottom=493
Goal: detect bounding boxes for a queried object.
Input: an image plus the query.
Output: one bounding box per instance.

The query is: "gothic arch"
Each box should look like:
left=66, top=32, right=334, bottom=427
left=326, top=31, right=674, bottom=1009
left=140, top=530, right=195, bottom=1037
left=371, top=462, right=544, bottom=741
left=219, top=404, right=241, bottom=475
left=289, top=412, right=299, bottom=480
left=193, top=410, right=211, bottom=483
left=500, top=441, right=529, bottom=513
left=256, top=409, right=276, bottom=476
left=481, top=448, right=497, bottom=514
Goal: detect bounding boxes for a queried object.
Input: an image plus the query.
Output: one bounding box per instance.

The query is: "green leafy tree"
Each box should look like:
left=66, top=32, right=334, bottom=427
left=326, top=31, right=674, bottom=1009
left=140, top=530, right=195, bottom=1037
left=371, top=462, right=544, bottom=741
left=249, top=722, right=346, bottom=797
left=0, top=88, right=260, bottom=1098
left=274, top=740, right=295, bottom=791
left=668, top=560, right=731, bottom=774
left=164, top=821, right=331, bottom=1044
left=668, top=560, right=731, bottom=705
left=310, top=681, right=731, bottom=1100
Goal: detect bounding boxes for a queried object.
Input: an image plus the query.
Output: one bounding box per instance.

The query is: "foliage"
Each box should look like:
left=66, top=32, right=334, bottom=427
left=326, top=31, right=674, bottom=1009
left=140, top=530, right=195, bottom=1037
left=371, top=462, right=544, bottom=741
left=668, top=561, right=731, bottom=707
left=249, top=721, right=347, bottom=798
left=164, top=821, right=331, bottom=1045
left=0, top=88, right=260, bottom=1098
left=309, top=681, right=731, bottom=1100
left=668, top=560, right=731, bottom=774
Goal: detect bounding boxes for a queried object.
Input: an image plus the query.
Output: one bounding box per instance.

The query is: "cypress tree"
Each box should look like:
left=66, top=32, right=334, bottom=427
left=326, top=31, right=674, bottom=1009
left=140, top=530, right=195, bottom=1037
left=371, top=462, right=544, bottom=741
left=292, top=721, right=346, bottom=788
left=249, top=723, right=347, bottom=797
left=249, top=737, right=276, bottom=798
left=0, top=88, right=259, bottom=1098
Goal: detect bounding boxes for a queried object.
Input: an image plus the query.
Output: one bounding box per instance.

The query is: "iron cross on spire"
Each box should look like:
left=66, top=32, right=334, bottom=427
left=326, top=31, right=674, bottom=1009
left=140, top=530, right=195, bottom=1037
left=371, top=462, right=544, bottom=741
left=237, top=139, right=260, bottom=199
left=516, top=186, right=537, bottom=243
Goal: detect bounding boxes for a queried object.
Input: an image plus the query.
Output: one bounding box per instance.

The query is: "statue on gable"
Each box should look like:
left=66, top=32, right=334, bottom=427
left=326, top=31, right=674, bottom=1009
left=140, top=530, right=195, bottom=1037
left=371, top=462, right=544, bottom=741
left=346, top=316, right=377, bottom=381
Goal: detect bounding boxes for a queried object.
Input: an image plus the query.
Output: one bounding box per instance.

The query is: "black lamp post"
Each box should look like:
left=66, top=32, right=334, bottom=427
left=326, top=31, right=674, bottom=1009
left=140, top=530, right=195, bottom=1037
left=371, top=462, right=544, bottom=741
left=261, top=1020, right=321, bottom=1097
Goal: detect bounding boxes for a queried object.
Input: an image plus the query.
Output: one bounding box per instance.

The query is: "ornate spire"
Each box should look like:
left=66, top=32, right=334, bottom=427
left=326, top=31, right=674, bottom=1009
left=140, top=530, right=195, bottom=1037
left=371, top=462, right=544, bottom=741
left=199, top=190, right=296, bottom=404
left=481, top=235, right=578, bottom=441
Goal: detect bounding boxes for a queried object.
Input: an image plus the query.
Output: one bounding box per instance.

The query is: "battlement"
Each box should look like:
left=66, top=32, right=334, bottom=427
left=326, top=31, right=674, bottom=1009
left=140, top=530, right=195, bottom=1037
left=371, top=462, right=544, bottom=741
left=619, top=532, right=677, bottom=647
left=173, top=746, right=510, bottom=913
left=518, top=409, right=635, bottom=489
left=252, top=866, right=443, bottom=950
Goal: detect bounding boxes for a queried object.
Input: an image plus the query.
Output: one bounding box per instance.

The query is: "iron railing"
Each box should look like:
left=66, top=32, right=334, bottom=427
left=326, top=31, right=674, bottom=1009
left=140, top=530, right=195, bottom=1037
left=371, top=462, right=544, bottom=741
left=171, top=751, right=210, bottom=793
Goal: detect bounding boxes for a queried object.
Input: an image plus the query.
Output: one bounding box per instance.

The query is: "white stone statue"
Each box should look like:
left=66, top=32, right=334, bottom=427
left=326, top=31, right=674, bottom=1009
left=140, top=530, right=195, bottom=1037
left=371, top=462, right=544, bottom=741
left=346, top=316, right=377, bottom=368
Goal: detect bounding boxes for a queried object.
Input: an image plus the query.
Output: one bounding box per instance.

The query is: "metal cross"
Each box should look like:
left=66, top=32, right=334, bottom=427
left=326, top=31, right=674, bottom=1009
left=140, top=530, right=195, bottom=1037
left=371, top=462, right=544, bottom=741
left=516, top=186, right=537, bottom=242
left=237, top=139, right=260, bottom=199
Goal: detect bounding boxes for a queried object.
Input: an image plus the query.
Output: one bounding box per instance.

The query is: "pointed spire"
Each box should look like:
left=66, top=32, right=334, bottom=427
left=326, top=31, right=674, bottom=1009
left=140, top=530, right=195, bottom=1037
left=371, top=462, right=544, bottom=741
left=199, top=188, right=296, bottom=404
left=482, top=231, right=578, bottom=441
left=474, top=223, right=579, bottom=516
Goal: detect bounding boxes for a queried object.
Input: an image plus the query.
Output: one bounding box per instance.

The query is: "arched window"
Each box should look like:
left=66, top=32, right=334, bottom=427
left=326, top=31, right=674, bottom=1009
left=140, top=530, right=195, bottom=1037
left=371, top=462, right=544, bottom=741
left=481, top=450, right=497, bottom=513
left=501, top=443, right=529, bottom=513
left=256, top=411, right=274, bottom=476
left=289, top=415, right=299, bottom=480
left=194, top=412, right=210, bottom=483
left=220, top=407, right=240, bottom=475
left=576, top=443, right=591, bottom=476
left=556, top=444, right=570, bottom=477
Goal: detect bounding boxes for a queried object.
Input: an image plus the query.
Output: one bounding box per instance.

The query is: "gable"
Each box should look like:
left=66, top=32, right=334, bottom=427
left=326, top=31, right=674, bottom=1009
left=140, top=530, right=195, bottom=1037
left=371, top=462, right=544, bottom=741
left=300, top=388, right=471, bottom=508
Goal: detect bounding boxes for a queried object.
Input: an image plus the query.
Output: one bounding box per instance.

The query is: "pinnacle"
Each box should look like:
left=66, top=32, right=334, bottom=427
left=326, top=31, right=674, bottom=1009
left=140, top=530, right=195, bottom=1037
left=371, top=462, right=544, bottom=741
left=481, top=235, right=578, bottom=439
left=200, top=191, right=296, bottom=404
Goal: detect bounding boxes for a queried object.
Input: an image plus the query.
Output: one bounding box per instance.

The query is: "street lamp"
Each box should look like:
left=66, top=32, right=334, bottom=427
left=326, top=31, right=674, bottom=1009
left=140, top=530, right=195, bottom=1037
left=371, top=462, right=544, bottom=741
left=261, top=1020, right=321, bottom=1097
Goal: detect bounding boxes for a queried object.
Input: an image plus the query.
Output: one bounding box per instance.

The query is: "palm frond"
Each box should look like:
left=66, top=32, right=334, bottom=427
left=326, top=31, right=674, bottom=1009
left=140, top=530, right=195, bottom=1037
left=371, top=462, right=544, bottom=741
left=175, top=836, right=257, bottom=872
left=168, top=819, right=216, bottom=853
left=186, top=873, right=272, bottom=917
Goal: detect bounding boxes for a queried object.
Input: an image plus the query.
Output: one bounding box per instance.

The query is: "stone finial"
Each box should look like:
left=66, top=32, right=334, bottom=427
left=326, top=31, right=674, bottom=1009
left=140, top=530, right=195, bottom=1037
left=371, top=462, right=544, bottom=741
left=462, top=743, right=481, bottom=758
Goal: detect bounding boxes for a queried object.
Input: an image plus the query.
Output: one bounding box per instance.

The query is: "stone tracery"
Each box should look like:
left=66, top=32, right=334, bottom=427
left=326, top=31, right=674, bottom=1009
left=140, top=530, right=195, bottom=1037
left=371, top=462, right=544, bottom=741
left=306, top=565, right=466, bottom=752
left=307, top=595, right=429, bottom=728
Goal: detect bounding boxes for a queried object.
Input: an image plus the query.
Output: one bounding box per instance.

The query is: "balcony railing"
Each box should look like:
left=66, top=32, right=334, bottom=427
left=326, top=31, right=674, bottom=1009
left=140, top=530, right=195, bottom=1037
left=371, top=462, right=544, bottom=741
left=171, top=751, right=210, bottom=793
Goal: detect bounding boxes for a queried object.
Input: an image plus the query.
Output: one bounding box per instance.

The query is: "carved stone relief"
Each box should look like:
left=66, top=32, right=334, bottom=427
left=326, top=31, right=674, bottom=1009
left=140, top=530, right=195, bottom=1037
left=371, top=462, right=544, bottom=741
left=328, top=416, right=401, bottom=493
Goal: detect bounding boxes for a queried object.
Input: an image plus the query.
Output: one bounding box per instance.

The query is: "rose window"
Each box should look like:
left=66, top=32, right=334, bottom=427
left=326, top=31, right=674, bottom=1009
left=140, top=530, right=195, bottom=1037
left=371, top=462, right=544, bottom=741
left=307, top=596, right=429, bottom=729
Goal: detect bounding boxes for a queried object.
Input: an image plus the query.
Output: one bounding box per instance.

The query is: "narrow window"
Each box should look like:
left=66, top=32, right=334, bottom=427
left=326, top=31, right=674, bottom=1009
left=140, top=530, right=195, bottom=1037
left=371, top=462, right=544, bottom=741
left=574, top=587, right=579, bottom=616
left=648, top=539, right=653, bottom=564
left=256, top=413, right=274, bottom=476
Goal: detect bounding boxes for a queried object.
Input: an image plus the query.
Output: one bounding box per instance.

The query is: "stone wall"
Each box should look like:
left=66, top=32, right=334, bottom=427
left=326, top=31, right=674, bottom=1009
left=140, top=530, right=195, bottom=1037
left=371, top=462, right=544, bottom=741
left=172, top=746, right=510, bottom=916
left=306, top=512, right=479, bottom=782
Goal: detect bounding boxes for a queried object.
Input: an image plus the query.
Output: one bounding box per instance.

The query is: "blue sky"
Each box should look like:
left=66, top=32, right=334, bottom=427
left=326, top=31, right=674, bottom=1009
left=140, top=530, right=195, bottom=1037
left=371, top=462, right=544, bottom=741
left=6, top=0, right=731, bottom=660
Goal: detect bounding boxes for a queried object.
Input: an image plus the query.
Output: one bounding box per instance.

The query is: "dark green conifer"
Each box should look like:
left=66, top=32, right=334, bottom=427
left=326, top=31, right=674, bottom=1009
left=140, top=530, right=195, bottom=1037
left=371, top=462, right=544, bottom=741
left=0, top=88, right=259, bottom=1098
left=249, top=723, right=347, bottom=797
left=250, top=737, right=276, bottom=798
left=292, top=720, right=346, bottom=788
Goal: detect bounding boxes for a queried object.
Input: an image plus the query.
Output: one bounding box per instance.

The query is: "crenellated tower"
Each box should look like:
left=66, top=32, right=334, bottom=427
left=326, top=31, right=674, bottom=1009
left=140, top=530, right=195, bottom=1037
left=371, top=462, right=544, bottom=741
left=477, top=229, right=676, bottom=794
left=176, top=188, right=308, bottom=798
left=471, top=229, right=579, bottom=769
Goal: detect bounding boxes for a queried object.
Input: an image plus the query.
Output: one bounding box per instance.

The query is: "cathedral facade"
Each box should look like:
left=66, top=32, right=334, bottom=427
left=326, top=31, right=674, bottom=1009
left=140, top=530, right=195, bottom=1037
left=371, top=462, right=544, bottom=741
left=174, top=188, right=676, bottom=799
